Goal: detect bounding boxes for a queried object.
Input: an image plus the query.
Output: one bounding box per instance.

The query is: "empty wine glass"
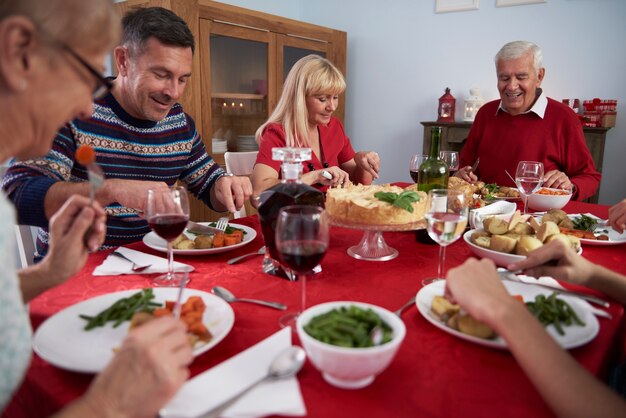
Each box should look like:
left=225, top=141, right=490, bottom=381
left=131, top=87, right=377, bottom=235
left=440, top=151, right=460, bottom=176
left=275, top=205, right=329, bottom=328
left=515, top=161, right=544, bottom=214
left=146, top=186, right=190, bottom=287
left=409, top=154, right=428, bottom=183
left=421, top=189, right=468, bottom=286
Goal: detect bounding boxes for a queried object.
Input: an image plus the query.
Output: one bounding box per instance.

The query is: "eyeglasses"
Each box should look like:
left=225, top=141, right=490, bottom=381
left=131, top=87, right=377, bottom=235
left=38, top=27, right=112, bottom=100
left=61, top=43, right=113, bottom=100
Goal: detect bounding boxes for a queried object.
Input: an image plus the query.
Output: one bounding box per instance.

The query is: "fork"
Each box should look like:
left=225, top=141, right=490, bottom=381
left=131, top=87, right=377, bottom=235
left=215, top=216, right=229, bottom=232
left=110, top=251, right=152, bottom=272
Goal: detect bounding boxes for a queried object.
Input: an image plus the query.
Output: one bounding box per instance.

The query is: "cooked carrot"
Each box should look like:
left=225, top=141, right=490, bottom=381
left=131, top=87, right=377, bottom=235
left=512, top=295, right=524, bottom=303
left=75, top=144, right=96, bottom=165
left=153, top=307, right=172, bottom=317
left=212, top=233, right=225, bottom=247
left=224, top=235, right=239, bottom=246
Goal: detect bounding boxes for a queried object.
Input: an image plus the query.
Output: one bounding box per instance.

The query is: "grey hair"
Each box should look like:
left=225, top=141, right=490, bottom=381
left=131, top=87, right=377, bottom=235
left=495, top=41, right=543, bottom=75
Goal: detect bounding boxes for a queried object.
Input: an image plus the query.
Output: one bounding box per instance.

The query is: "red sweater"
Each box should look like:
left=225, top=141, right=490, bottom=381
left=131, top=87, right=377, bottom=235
left=459, top=98, right=601, bottom=200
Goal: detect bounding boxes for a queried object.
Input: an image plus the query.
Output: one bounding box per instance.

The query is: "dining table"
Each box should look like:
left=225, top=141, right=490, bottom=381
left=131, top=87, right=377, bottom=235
left=3, top=199, right=626, bottom=418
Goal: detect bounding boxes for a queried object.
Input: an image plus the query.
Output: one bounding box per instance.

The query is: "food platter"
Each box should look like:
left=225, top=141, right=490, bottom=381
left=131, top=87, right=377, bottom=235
left=329, top=215, right=426, bottom=261
left=463, top=229, right=583, bottom=267
left=416, top=280, right=599, bottom=350
left=33, top=288, right=235, bottom=373
left=143, top=222, right=256, bottom=255
left=567, top=214, right=626, bottom=246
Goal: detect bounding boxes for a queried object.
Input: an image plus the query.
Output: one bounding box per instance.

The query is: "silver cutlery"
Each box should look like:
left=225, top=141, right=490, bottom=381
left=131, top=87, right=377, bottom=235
left=186, top=220, right=226, bottom=235
left=497, top=269, right=610, bottom=308
left=504, top=169, right=516, bottom=186
left=110, top=251, right=152, bottom=272
left=394, top=297, right=416, bottom=317
left=212, top=286, right=287, bottom=310
left=227, top=246, right=266, bottom=265
left=471, top=157, right=480, bottom=172
left=198, top=346, right=306, bottom=418
left=172, top=271, right=189, bottom=320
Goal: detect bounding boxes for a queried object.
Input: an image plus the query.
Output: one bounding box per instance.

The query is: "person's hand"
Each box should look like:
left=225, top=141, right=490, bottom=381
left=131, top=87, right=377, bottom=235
left=305, top=166, right=350, bottom=188
left=82, top=316, right=193, bottom=418
left=214, top=174, right=253, bottom=213
left=456, top=165, right=478, bottom=183
left=100, top=179, right=170, bottom=212
left=508, top=240, right=595, bottom=287
left=444, top=257, right=514, bottom=326
left=40, top=195, right=106, bottom=285
left=542, top=170, right=573, bottom=192
left=354, top=151, right=380, bottom=180
left=608, top=199, right=626, bottom=234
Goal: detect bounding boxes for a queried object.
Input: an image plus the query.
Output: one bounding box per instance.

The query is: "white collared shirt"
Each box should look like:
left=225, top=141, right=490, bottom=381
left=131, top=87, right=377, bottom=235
left=497, top=89, right=547, bottom=119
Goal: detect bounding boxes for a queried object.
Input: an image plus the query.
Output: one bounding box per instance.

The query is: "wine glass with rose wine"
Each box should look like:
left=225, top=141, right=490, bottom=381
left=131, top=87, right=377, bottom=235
left=275, top=205, right=329, bottom=328
left=421, top=189, right=468, bottom=286
left=515, top=161, right=544, bottom=214
left=146, top=186, right=190, bottom=287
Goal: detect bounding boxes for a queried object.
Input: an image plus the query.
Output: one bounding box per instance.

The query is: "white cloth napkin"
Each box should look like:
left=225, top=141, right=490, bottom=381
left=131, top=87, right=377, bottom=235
left=469, top=200, right=517, bottom=229
left=499, top=270, right=611, bottom=318
left=93, top=247, right=194, bottom=276
left=160, top=327, right=306, bottom=418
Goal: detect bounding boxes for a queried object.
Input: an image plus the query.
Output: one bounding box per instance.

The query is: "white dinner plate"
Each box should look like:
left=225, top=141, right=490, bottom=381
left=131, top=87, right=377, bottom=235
left=463, top=229, right=582, bottom=267
left=567, top=214, right=626, bottom=246
left=416, top=280, right=599, bottom=350
left=143, top=223, right=257, bottom=255
left=33, top=288, right=235, bottom=373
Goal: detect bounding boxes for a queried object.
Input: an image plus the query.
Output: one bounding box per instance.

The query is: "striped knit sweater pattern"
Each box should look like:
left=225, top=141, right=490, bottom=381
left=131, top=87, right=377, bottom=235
left=2, top=93, right=225, bottom=258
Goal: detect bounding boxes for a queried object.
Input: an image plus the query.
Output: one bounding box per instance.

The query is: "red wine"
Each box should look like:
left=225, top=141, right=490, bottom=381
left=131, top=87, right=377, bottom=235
left=149, top=214, right=188, bottom=241
left=409, top=170, right=419, bottom=183
left=277, top=240, right=327, bottom=274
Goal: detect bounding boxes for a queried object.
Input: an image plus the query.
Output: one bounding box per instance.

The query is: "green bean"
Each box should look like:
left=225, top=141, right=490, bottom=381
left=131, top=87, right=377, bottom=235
left=525, top=292, right=585, bottom=336
left=80, top=288, right=160, bottom=331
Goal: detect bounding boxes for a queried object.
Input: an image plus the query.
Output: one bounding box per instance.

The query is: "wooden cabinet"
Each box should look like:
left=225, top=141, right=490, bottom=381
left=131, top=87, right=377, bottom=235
left=115, top=0, right=346, bottom=220
left=420, top=121, right=611, bottom=203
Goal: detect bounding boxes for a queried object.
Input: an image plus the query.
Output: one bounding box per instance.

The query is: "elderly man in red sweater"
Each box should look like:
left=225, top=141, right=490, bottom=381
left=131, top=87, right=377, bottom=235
left=457, top=40, right=600, bottom=201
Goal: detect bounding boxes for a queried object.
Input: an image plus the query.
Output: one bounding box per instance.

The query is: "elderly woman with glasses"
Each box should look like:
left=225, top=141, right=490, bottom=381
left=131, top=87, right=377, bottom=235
left=0, top=1, right=192, bottom=416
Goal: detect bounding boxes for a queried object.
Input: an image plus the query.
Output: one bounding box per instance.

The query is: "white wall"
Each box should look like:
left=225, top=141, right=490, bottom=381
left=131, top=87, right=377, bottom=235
left=221, top=0, right=626, bottom=204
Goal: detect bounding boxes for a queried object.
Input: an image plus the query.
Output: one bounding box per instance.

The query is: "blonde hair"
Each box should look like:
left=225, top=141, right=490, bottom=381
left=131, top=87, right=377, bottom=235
left=255, top=54, right=346, bottom=148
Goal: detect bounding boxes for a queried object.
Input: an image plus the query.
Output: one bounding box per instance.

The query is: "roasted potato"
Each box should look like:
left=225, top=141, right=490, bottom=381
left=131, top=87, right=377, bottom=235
left=537, top=221, right=560, bottom=242
left=457, top=314, right=496, bottom=339
left=431, top=296, right=459, bottom=322
left=557, top=217, right=574, bottom=229
left=515, top=236, right=543, bottom=256
left=512, top=222, right=534, bottom=236
left=490, top=234, right=517, bottom=253
left=194, top=234, right=213, bottom=249
left=172, top=234, right=187, bottom=247
left=486, top=217, right=509, bottom=235
left=174, top=239, right=195, bottom=250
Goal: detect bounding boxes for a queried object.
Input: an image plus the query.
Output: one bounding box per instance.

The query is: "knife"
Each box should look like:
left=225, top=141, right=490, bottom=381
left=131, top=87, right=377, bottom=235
left=497, top=270, right=610, bottom=308
left=186, top=221, right=224, bottom=235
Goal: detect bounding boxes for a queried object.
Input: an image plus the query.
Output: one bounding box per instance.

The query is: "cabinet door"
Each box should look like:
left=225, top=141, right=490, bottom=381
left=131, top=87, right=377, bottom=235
left=276, top=34, right=343, bottom=122
left=199, top=20, right=276, bottom=163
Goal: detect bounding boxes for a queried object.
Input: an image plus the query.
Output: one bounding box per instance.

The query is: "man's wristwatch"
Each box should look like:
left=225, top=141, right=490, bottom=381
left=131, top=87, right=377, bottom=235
left=218, top=172, right=234, bottom=180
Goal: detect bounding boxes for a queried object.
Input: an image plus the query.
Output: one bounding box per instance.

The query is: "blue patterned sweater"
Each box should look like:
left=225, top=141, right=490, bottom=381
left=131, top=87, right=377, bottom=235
left=2, top=93, right=225, bottom=258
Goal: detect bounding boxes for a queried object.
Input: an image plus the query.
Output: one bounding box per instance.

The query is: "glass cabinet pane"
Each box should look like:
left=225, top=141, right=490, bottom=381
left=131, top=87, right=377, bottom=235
left=210, top=35, right=268, bottom=153
left=283, top=46, right=326, bottom=81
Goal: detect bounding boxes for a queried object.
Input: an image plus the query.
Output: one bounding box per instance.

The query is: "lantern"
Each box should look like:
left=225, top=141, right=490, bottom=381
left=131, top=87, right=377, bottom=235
left=463, top=88, right=485, bottom=122
left=437, top=87, right=456, bottom=123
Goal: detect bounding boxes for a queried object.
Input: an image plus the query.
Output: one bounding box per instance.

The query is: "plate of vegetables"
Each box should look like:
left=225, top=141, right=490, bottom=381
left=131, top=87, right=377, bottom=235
left=143, top=222, right=257, bottom=255
left=33, top=288, right=235, bottom=373
left=564, top=214, right=626, bottom=246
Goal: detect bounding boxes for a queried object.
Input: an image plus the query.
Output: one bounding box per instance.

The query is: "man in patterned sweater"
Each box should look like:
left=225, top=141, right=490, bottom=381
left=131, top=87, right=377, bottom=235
left=2, top=7, right=252, bottom=258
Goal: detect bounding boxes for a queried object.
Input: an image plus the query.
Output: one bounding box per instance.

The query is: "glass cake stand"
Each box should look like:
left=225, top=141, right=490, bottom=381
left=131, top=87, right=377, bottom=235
left=330, top=216, right=426, bottom=261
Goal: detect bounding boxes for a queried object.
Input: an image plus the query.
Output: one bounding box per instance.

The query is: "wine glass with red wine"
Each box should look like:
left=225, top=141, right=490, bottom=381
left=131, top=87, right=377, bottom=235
left=409, top=154, right=428, bottom=183
left=146, top=186, right=190, bottom=287
left=275, top=205, right=329, bottom=328
left=440, top=151, right=459, bottom=177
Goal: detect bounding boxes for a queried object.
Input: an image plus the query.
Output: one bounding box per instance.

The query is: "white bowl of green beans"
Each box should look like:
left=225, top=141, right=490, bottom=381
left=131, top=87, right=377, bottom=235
left=296, top=301, right=406, bottom=389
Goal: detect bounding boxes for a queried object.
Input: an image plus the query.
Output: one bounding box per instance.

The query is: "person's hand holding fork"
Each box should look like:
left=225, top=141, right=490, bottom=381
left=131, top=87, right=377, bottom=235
left=456, top=157, right=479, bottom=183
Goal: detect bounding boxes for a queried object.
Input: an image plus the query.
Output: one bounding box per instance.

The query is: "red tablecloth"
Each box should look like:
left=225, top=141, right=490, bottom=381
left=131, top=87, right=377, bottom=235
left=4, top=200, right=626, bottom=418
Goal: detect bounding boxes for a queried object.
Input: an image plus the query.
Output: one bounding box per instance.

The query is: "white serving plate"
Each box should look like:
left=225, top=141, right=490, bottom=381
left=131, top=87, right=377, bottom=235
left=416, top=280, right=599, bottom=350
left=33, top=288, right=235, bottom=373
left=143, top=223, right=256, bottom=255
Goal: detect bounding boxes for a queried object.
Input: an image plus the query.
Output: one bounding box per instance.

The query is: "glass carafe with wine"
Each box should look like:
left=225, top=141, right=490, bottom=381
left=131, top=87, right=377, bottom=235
left=275, top=205, right=329, bottom=328
left=422, top=189, right=468, bottom=286
left=257, top=148, right=324, bottom=278
left=146, top=186, right=190, bottom=287
left=515, top=161, right=544, bottom=214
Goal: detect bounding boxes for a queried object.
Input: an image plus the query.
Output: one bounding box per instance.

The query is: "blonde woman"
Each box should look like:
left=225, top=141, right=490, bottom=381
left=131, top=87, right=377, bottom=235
left=252, top=55, right=379, bottom=195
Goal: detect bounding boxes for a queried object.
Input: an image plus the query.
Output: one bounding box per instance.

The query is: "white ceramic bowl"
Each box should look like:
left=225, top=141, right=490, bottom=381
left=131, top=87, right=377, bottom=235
left=527, top=188, right=572, bottom=212
left=463, top=229, right=582, bottom=267
left=296, top=301, right=406, bottom=389
left=469, top=200, right=517, bottom=229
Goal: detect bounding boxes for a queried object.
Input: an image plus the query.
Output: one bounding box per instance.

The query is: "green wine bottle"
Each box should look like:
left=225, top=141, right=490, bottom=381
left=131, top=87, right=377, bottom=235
left=418, top=126, right=449, bottom=193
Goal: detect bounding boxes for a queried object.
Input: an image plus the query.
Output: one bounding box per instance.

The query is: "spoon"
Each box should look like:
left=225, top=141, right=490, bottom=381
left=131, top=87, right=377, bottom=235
left=199, top=346, right=306, bottom=418
left=227, top=246, right=266, bottom=265
left=394, top=297, right=416, bottom=317
left=212, top=286, right=287, bottom=310
left=370, top=326, right=384, bottom=346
